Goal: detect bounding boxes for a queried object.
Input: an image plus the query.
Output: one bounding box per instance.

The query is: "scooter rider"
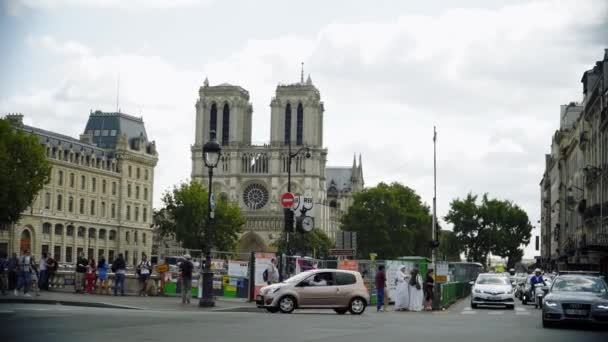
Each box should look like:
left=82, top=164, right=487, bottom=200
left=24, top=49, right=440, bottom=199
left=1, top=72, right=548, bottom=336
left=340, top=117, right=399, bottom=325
left=530, top=268, right=546, bottom=294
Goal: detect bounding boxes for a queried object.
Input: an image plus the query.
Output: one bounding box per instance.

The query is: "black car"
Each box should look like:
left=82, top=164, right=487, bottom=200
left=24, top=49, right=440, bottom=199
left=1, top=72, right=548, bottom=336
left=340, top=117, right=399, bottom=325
left=542, top=274, right=608, bottom=328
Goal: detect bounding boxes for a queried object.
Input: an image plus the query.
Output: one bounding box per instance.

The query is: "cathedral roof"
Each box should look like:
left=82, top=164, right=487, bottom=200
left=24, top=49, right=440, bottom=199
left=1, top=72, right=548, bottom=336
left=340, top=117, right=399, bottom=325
left=326, top=167, right=354, bottom=192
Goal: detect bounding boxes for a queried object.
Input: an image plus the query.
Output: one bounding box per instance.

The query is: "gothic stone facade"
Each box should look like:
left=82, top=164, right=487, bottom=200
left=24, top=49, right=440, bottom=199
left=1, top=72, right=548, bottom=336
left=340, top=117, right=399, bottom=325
left=191, top=76, right=363, bottom=252
left=1, top=112, right=158, bottom=267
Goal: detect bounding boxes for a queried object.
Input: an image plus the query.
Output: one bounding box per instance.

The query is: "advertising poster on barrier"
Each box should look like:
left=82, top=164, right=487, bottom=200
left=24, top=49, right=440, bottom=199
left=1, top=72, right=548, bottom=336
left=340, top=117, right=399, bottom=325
left=385, top=260, right=416, bottom=303
left=228, top=261, right=249, bottom=278
left=295, top=257, right=317, bottom=274
left=338, top=260, right=358, bottom=271
left=254, top=252, right=276, bottom=296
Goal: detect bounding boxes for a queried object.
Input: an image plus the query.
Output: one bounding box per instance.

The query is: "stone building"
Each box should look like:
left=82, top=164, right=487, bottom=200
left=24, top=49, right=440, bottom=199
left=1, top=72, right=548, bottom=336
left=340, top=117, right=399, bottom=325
left=540, top=49, right=608, bottom=273
left=191, top=75, right=363, bottom=252
left=0, top=111, right=158, bottom=266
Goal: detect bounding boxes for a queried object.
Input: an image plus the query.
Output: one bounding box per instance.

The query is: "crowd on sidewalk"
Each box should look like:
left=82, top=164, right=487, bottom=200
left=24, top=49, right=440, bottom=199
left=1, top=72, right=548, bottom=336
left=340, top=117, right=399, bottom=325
left=0, top=249, right=58, bottom=297
left=374, top=265, right=435, bottom=312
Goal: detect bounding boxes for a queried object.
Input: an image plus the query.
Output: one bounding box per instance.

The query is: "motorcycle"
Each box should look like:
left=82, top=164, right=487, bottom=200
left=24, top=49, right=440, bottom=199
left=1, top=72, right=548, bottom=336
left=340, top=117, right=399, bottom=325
left=534, top=283, right=548, bottom=309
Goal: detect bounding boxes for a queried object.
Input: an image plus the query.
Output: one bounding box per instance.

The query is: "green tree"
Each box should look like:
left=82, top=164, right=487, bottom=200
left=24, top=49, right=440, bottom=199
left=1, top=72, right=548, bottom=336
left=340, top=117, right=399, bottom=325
left=480, top=196, right=532, bottom=269
left=340, top=182, right=432, bottom=259
left=444, top=193, right=492, bottom=266
left=437, top=230, right=462, bottom=261
left=0, top=118, right=51, bottom=225
left=273, top=229, right=334, bottom=258
left=155, top=181, right=245, bottom=252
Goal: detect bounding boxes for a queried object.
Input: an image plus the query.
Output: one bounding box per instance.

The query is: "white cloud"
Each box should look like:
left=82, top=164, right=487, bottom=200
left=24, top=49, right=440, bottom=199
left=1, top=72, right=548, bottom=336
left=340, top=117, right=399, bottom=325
left=6, top=0, right=211, bottom=13
left=1, top=0, right=606, bottom=259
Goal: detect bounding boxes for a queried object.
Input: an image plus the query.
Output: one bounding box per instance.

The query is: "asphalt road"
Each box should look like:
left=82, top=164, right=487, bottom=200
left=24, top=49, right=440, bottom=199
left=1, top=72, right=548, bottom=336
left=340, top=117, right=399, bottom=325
left=1, top=296, right=605, bottom=342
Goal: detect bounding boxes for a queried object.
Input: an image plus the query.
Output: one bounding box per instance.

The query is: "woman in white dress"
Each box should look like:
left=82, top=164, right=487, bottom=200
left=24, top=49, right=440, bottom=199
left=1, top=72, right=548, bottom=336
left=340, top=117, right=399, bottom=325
left=408, top=268, right=424, bottom=312
left=394, top=266, right=410, bottom=311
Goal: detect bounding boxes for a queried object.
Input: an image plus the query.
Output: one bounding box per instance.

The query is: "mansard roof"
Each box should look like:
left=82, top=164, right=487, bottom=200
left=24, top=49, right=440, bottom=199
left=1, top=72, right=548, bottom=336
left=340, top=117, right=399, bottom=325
left=84, top=111, right=148, bottom=149
left=21, top=124, right=110, bottom=159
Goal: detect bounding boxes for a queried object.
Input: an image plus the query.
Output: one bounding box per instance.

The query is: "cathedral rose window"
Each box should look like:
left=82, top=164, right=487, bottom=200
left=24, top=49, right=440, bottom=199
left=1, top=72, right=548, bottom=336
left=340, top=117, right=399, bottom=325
left=243, top=184, right=269, bottom=210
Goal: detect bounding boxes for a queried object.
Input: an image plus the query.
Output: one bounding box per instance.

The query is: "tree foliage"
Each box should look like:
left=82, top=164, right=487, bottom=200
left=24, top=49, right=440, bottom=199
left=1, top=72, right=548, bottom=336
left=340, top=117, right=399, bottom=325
left=0, top=119, right=51, bottom=224
left=437, top=230, right=462, bottom=262
left=273, top=229, right=334, bottom=259
left=444, top=193, right=532, bottom=268
left=155, top=181, right=245, bottom=252
left=340, top=182, right=432, bottom=259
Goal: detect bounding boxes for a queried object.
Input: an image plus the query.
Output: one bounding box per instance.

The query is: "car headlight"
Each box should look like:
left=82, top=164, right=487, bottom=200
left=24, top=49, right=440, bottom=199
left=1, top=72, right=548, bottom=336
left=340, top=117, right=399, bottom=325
left=544, top=300, right=558, bottom=307
left=269, top=287, right=282, bottom=294
left=597, top=304, right=608, bottom=310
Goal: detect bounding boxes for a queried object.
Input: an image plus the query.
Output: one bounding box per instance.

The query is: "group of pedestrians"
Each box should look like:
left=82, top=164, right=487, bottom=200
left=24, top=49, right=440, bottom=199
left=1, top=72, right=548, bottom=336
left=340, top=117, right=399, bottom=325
left=73, top=251, right=111, bottom=294
left=0, top=250, right=58, bottom=297
left=375, top=265, right=435, bottom=312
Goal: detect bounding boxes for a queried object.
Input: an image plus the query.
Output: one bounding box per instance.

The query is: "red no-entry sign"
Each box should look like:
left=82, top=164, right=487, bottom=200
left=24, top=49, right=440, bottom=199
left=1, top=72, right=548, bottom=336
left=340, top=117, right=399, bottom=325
left=280, top=192, right=295, bottom=208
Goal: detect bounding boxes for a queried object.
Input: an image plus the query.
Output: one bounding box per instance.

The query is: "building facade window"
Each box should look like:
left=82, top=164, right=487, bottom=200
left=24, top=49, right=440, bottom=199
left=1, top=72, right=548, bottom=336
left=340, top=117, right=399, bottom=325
left=144, top=188, right=148, bottom=200
left=101, top=202, right=106, bottom=217
left=145, top=169, right=149, bottom=180
left=69, top=173, right=75, bottom=187
left=135, top=206, right=139, bottom=222
left=222, top=103, right=230, bottom=145
left=53, top=246, right=61, bottom=262
left=210, top=103, right=217, bottom=137
left=77, top=226, right=85, bottom=237
left=297, top=103, right=304, bottom=145
left=102, top=180, right=107, bottom=194
left=112, top=182, right=117, bottom=195
left=125, top=231, right=130, bottom=243
left=44, top=193, right=51, bottom=209
left=99, top=229, right=106, bottom=240
left=66, top=225, right=74, bottom=236
left=81, top=175, right=86, bottom=190
left=90, top=200, right=95, bottom=215
left=56, top=194, right=63, bottom=211
left=128, top=166, right=132, bottom=178
left=126, top=205, right=131, bottom=220
left=128, top=184, right=131, bottom=198
left=137, top=167, right=140, bottom=179
left=92, top=177, right=97, bottom=192
left=68, top=196, right=74, bottom=213
left=42, top=223, right=51, bottom=234
left=54, top=224, right=63, bottom=235
left=58, top=170, right=64, bottom=186
left=42, top=245, right=49, bottom=255
left=65, top=246, right=73, bottom=263
left=79, top=198, right=85, bottom=214
left=109, top=230, right=116, bottom=241
left=143, top=233, right=147, bottom=245
left=136, top=186, right=140, bottom=199
left=284, top=103, right=292, bottom=144
left=143, top=207, right=147, bottom=223
left=108, top=250, right=115, bottom=263
left=111, top=203, right=116, bottom=218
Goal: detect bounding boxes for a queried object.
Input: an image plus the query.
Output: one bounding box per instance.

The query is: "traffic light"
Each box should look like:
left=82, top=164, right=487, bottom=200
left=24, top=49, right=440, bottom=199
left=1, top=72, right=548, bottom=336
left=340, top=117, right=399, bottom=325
left=284, top=208, right=294, bottom=232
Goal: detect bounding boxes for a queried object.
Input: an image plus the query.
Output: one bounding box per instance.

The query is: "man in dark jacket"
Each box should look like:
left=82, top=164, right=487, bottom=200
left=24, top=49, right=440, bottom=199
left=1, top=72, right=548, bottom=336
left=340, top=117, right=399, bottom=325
left=0, top=253, right=8, bottom=295
left=179, top=254, right=194, bottom=304
left=75, top=251, right=87, bottom=293
left=7, top=253, right=18, bottom=291
left=112, top=254, right=127, bottom=296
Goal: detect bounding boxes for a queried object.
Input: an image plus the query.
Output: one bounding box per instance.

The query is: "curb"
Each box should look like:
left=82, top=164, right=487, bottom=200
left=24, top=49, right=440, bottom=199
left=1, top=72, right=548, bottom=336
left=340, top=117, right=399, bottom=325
left=0, top=298, right=142, bottom=310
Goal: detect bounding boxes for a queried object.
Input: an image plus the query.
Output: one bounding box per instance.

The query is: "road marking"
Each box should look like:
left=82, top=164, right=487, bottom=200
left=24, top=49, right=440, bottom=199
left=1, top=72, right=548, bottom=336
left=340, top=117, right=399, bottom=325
left=463, top=307, right=472, bottom=311
left=515, top=311, right=531, bottom=316
left=461, top=311, right=477, bottom=314
left=488, top=311, right=504, bottom=315
left=515, top=307, right=526, bottom=312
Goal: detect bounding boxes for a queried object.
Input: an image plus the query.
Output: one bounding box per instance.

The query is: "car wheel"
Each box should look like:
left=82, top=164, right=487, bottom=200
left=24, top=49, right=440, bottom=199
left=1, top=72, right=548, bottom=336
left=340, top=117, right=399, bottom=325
left=471, top=302, right=478, bottom=309
left=522, top=297, right=527, bottom=305
left=349, top=297, right=367, bottom=315
left=278, top=296, right=296, bottom=314
left=266, top=307, right=279, bottom=313
left=506, top=305, right=514, bottom=310
left=334, top=308, right=348, bottom=315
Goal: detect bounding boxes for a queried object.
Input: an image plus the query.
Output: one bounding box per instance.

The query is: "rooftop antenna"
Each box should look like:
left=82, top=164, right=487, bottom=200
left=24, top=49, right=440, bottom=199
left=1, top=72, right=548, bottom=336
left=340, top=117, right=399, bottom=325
left=116, top=73, right=120, bottom=113
left=300, top=62, right=304, bottom=83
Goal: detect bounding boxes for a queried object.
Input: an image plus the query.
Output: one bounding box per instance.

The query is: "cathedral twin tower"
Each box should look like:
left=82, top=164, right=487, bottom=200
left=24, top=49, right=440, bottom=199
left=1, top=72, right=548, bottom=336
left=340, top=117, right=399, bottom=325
left=191, top=75, right=361, bottom=252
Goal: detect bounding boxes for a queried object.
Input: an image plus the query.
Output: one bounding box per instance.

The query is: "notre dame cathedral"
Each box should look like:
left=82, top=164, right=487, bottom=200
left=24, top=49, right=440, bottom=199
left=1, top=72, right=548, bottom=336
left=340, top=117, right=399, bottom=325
left=191, top=74, right=363, bottom=253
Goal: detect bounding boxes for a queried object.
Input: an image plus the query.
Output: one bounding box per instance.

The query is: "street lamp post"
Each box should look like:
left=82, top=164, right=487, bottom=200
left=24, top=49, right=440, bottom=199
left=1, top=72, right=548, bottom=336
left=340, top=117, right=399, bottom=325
left=200, top=130, right=221, bottom=307
left=284, top=138, right=311, bottom=257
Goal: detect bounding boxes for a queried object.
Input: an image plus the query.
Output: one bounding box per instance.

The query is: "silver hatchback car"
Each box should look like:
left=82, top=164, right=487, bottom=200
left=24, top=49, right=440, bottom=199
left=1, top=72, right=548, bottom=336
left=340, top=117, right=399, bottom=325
left=256, top=269, right=370, bottom=314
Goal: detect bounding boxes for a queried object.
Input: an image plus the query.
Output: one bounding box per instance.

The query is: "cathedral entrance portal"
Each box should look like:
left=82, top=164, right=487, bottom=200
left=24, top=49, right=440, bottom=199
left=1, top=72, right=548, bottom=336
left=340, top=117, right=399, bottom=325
left=237, top=232, right=268, bottom=253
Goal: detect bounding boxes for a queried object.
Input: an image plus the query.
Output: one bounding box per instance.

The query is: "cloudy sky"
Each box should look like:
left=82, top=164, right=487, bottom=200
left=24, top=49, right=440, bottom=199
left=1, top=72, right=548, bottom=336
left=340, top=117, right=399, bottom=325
left=1, top=0, right=607, bottom=258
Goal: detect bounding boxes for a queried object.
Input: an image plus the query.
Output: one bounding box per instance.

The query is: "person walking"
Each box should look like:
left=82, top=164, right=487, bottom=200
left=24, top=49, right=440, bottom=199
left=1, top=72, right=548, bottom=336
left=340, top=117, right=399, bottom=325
left=264, top=258, right=279, bottom=285
left=408, top=267, right=424, bottom=312
left=394, top=265, right=410, bottom=311
left=85, top=258, right=97, bottom=294
left=375, top=265, right=387, bottom=312
left=29, top=256, right=40, bottom=297
left=75, top=251, right=87, bottom=293
left=0, top=253, right=8, bottom=295
left=7, top=252, right=19, bottom=292
left=38, top=253, right=48, bottom=291
left=96, top=257, right=109, bottom=295
left=424, top=269, right=435, bottom=311
left=111, top=253, right=126, bottom=296
left=16, top=250, right=32, bottom=296
left=137, top=255, right=152, bottom=296
left=45, top=254, right=58, bottom=290
left=179, top=254, right=194, bottom=304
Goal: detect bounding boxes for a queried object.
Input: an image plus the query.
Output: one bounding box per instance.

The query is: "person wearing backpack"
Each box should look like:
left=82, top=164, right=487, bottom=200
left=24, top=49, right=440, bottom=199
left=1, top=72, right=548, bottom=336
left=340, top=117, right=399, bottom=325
left=264, top=258, right=279, bottom=285
left=45, top=254, right=58, bottom=291
left=137, top=254, right=152, bottom=296
left=112, top=253, right=127, bottom=296
left=75, top=251, right=88, bottom=293
left=179, top=254, right=194, bottom=304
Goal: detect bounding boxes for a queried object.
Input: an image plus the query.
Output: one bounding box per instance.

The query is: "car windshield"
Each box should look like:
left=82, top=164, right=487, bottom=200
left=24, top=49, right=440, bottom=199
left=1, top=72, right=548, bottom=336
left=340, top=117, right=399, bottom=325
left=476, top=277, right=510, bottom=285
left=552, top=277, right=607, bottom=294
left=283, top=271, right=316, bottom=284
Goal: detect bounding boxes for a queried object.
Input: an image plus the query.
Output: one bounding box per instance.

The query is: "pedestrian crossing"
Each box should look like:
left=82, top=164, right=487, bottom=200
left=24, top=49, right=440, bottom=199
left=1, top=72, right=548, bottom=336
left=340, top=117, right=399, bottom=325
left=459, top=306, right=533, bottom=316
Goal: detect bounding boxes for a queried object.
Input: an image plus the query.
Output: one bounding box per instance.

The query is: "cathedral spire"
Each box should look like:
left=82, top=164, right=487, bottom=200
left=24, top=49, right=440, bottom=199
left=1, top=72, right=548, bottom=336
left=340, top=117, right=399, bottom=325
left=300, top=62, right=304, bottom=83
left=306, top=74, right=312, bottom=85
left=204, top=76, right=209, bottom=87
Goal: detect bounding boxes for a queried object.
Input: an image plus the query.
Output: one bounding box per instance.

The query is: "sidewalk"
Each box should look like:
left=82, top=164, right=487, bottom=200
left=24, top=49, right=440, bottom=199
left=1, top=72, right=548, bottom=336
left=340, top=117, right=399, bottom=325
left=0, top=291, right=258, bottom=312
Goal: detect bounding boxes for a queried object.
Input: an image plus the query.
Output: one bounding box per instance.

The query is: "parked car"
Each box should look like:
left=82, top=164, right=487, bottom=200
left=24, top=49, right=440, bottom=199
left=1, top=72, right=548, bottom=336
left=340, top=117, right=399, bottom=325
left=542, top=273, right=608, bottom=328
left=256, top=269, right=370, bottom=315
left=470, top=273, right=515, bottom=309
